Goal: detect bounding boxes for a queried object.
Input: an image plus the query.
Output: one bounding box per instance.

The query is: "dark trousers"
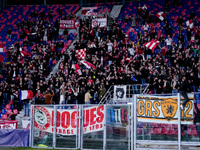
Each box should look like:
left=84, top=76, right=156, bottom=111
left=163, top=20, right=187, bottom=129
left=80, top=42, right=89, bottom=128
left=180, top=91, right=189, bottom=107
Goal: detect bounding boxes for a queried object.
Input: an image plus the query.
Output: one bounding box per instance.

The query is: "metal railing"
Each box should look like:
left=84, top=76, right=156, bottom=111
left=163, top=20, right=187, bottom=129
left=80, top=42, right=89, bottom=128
left=99, top=84, right=149, bottom=104
left=30, top=104, right=133, bottom=150
left=30, top=92, right=200, bottom=150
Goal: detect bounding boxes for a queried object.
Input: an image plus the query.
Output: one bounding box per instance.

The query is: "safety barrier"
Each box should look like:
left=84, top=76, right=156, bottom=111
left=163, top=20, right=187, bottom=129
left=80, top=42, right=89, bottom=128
left=30, top=104, right=134, bottom=150
left=134, top=93, right=200, bottom=150
left=30, top=93, right=200, bottom=150
left=99, top=84, right=149, bottom=104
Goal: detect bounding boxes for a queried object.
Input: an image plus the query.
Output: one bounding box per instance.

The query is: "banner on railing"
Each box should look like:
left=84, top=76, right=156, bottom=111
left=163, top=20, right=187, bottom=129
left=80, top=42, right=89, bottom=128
left=137, top=94, right=194, bottom=124
left=114, top=85, right=127, bottom=101
left=22, top=120, right=30, bottom=129
left=0, top=120, right=18, bottom=129
left=59, top=20, right=76, bottom=29
left=107, top=108, right=128, bottom=127
left=92, top=18, right=107, bottom=28
left=34, top=105, right=105, bottom=135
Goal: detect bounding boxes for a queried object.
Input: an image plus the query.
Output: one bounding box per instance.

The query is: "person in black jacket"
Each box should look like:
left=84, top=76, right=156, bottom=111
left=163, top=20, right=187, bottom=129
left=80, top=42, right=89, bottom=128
left=194, top=97, right=200, bottom=141
left=179, top=76, right=190, bottom=108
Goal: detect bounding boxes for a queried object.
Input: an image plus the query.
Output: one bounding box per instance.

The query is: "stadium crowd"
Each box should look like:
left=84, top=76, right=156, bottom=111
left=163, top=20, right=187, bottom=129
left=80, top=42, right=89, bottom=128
left=0, top=8, right=75, bottom=111
left=0, top=1, right=200, bottom=117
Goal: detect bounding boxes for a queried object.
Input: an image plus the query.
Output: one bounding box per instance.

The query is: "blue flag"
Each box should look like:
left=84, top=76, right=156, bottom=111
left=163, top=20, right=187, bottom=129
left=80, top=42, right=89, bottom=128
left=131, top=76, right=137, bottom=81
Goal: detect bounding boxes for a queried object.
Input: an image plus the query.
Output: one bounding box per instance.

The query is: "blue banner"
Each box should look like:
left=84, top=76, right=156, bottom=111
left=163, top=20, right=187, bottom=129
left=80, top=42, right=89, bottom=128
left=195, top=93, right=200, bottom=104
left=0, top=129, right=29, bottom=147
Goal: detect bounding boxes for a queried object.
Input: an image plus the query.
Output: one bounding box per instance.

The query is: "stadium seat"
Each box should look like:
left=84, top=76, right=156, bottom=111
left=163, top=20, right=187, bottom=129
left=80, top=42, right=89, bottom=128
left=13, top=109, right=18, bottom=115
left=152, top=127, right=161, bottom=134
left=137, top=128, right=143, bottom=135
left=2, top=114, right=8, bottom=120
left=188, top=128, right=198, bottom=136
left=168, top=128, right=177, bottom=136
left=1, top=109, right=6, bottom=114
left=5, top=104, right=11, bottom=110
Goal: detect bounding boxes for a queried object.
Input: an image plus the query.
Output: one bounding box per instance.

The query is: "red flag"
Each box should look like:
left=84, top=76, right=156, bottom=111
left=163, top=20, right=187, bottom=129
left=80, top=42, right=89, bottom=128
left=156, top=11, right=166, bottom=21
left=125, top=27, right=135, bottom=37
left=20, top=48, right=32, bottom=57
left=80, top=60, right=96, bottom=69
left=144, top=39, right=160, bottom=51
left=186, top=20, right=193, bottom=29
left=0, top=55, right=4, bottom=62
left=72, top=64, right=82, bottom=75
left=0, top=43, right=3, bottom=53
left=125, top=58, right=133, bottom=63
left=126, top=55, right=137, bottom=63
left=75, top=48, right=86, bottom=60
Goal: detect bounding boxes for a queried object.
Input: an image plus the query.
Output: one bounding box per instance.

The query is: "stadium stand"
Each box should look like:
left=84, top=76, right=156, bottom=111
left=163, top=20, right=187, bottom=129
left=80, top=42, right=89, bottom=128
left=0, top=4, right=79, bottom=120
left=0, top=0, right=199, bottom=134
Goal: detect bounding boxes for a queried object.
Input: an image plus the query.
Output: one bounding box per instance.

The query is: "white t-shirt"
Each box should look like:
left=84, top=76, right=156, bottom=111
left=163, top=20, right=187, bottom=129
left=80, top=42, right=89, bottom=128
left=143, top=24, right=149, bottom=31
left=107, top=42, right=113, bottom=51
left=165, top=38, right=172, bottom=46
left=128, top=48, right=135, bottom=56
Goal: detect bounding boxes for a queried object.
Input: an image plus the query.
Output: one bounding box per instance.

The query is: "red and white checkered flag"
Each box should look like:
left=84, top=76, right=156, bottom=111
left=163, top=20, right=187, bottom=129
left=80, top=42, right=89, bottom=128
left=75, top=48, right=86, bottom=60
left=186, top=20, right=193, bottom=29
left=156, top=11, right=166, bottom=21
left=144, top=39, right=160, bottom=51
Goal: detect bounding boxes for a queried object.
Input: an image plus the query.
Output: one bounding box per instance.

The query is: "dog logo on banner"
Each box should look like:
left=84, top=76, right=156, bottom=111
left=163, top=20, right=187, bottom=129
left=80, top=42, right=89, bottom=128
left=34, top=106, right=51, bottom=130
left=161, top=99, right=178, bottom=121
left=114, top=85, right=126, bottom=101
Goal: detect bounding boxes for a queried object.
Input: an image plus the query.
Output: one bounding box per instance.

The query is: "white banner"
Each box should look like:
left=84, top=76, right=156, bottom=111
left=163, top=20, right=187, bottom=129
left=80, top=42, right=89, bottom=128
left=22, top=120, right=30, bottom=129
left=137, top=94, right=194, bottom=124
left=0, top=120, right=18, bottom=129
left=34, top=105, right=105, bottom=135
left=92, top=18, right=107, bottom=28
left=114, top=85, right=127, bottom=101
left=82, top=7, right=98, bottom=16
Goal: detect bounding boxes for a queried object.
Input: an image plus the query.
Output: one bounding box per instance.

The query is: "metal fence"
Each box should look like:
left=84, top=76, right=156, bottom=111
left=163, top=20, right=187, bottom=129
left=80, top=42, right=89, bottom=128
left=99, top=84, right=149, bottom=104
left=134, top=93, right=200, bottom=150
left=30, top=104, right=134, bottom=150
left=30, top=92, right=200, bottom=150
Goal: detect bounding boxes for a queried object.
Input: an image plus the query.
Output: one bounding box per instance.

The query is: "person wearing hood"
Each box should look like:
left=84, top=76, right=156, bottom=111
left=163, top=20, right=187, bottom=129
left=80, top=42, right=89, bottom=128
left=98, top=84, right=106, bottom=101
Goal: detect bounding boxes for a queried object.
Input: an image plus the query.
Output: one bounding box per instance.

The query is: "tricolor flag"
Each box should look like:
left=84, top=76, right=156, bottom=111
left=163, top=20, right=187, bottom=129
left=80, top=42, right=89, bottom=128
left=72, top=64, right=82, bottom=75
left=156, top=11, right=166, bottom=21
left=144, top=39, right=160, bottom=51
left=0, top=43, right=3, bottom=53
left=80, top=60, right=96, bottom=70
left=19, top=90, right=33, bottom=100
left=186, top=20, right=193, bottom=29
left=75, top=48, right=86, bottom=60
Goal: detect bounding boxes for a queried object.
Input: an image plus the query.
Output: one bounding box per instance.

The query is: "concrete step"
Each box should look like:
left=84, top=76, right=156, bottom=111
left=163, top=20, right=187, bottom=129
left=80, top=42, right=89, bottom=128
left=110, top=5, right=123, bottom=19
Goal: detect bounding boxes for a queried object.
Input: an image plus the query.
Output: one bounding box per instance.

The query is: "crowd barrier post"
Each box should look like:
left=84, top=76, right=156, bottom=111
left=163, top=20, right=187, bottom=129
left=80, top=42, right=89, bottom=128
left=103, top=105, right=107, bottom=150
left=53, top=105, right=57, bottom=148
left=80, top=105, right=83, bottom=149
left=131, top=102, right=134, bottom=150
left=29, top=105, right=33, bottom=147
left=78, top=105, right=81, bottom=149
left=178, top=93, right=181, bottom=150
left=133, top=94, right=137, bottom=150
